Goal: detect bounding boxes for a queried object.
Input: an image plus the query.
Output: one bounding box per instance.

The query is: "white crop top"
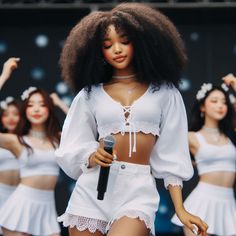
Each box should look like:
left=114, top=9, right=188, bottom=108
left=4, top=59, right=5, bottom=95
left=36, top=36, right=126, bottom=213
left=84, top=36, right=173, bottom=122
left=18, top=137, right=59, bottom=178
left=0, top=148, right=19, bottom=171
left=56, top=83, right=194, bottom=188
left=194, top=132, right=236, bottom=175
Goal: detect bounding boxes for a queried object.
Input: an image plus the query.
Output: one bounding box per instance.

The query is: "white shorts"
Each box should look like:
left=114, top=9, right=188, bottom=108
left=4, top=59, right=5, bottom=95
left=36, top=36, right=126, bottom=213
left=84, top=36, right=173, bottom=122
left=171, top=181, right=236, bottom=235
left=58, top=161, right=159, bottom=236
left=0, top=184, right=61, bottom=235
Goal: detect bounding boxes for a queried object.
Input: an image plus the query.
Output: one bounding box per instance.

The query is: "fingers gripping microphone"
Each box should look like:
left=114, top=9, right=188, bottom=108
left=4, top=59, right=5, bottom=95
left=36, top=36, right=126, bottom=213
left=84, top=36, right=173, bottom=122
left=97, top=135, right=116, bottom=200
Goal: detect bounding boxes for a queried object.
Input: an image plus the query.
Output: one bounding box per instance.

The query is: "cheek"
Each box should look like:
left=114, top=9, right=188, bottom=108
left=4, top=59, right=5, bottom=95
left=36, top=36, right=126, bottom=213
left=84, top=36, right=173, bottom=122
left=42, top=108, right=49, bottom=118
left=1, top=116, right=7, bottom=125
left=14, top=115, right=20, bottom=123
left=102, top=49, right=111, bottom=61
left=127, top=45, right=134, bottom=58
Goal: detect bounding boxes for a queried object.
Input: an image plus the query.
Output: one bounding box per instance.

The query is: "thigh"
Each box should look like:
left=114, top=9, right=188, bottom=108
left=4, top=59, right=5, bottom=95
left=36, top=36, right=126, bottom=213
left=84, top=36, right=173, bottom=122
left=107, top=216, right=149, bottom=236
left=2, top=228, right=29, bottom=236
left=69, top=227, right=104, bottom=236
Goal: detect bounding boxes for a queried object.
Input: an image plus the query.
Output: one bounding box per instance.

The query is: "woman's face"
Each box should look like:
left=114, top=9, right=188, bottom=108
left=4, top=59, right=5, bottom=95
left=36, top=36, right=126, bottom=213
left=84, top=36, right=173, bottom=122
left=1, top=104, right=20, bottom=132
left=102, top=25, right=134, bottom=71
left=26, top=93, right=49, bottom=125
left=201, top=90, right=228, bottom=121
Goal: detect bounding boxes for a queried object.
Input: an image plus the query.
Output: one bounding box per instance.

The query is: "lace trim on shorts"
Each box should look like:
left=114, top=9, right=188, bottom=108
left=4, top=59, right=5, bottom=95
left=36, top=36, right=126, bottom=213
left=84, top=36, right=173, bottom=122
left=57, top=213, right=108, bottom=234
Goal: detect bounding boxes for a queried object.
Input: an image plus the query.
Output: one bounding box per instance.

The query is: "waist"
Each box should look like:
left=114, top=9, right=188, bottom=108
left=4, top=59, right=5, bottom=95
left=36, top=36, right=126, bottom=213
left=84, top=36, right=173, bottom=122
left=0, top=170, right=20, bottom=186
left=21, top=175, right=58, bottom=190
left=199, top=172, right=235, bottom=188
left=100, top=132, right=156, bottom=164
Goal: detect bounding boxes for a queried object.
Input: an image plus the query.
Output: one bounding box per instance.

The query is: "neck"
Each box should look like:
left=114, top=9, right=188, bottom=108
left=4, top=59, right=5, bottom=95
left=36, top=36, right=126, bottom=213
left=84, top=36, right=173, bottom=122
left=30, top=124, right=46, bottom=133
left=203, top=117, right=219, bottom=129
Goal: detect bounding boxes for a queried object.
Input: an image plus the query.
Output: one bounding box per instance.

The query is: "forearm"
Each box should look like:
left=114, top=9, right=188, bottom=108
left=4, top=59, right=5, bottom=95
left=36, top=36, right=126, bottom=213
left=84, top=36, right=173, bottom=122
left=0, top=75, right=7, bottom=90
left=168, top=185, right=185, bottom=214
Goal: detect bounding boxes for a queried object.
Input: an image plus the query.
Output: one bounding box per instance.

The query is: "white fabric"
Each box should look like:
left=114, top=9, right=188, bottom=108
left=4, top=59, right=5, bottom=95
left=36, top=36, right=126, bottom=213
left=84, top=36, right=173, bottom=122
left=58, top=214, right=108, bottom=234
left=171, top=182, right=236, bottom=235
left=58, top=161, right=159, bottom=236
left=0, top=184, right=60, bottom=235
left=18, top=137, right=59, bottom=178
left=0, top=183, right=17, bottom=235
left=0, top=147, right=19, bottom=171
left=194, top=132, right=236, bottom=175
left=56, top=83, right=193, bottom=188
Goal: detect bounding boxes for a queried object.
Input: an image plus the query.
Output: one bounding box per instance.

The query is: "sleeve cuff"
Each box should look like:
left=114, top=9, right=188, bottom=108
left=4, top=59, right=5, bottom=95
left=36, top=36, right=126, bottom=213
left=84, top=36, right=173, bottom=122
left=164, top=175, right=183, bottom=189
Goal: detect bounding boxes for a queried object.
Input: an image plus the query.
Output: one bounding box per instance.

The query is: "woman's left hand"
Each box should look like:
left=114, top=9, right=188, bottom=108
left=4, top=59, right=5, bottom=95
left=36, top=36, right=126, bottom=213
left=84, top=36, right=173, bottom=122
left=176, top=207, right=208, bottom=236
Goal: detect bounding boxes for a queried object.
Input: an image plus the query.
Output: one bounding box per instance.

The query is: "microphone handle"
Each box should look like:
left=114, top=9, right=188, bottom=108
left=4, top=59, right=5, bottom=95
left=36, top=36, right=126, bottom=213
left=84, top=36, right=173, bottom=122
left=97, top=146, right=112, bottom=200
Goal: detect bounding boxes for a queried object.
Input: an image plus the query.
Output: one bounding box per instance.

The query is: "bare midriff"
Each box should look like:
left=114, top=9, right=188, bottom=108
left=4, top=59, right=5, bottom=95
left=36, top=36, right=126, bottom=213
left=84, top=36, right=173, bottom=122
left=20, top=175, right=58, bottom=190
left=100, top=132, right=157, bottom=165
left=200, top=172, right=235, bottom=188
left=0, top=170, right=20, bottom=186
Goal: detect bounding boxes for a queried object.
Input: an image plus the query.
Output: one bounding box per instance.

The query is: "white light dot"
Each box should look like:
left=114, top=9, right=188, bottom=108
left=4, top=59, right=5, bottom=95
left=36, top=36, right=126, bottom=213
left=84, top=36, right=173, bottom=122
left=179, top=78, right=191, bottom=91
left=35, top=35, right=49, bottom=48
left=31, top=67, right=45, bottom=81
left=158, top=204, right=168, bottom=214
left=0, top=41, right=7, bottom=54
left=56, top=82, right=69, bottom=94
left=190, top=32, right=199, bottom=42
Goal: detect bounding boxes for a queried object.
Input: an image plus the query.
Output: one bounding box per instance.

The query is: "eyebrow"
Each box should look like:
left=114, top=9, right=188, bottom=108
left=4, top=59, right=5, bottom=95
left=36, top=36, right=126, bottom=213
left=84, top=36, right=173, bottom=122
left=103, top=34, right=128, bottom=41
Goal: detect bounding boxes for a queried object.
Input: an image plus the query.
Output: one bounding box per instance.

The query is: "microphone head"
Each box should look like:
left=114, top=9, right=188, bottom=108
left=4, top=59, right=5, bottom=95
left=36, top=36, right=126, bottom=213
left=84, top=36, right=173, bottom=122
left=103, top=135, right=116, bottom=148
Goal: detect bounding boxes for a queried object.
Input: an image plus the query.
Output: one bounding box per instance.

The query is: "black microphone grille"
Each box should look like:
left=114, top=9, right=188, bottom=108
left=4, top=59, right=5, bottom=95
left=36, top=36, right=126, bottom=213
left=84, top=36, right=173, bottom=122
left=103, top=135, right=116, bottom=148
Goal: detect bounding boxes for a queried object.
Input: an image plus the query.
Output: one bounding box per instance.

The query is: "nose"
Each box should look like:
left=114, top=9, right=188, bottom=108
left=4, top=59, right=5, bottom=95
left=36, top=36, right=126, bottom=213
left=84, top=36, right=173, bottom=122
left=33, top=105, right=40, bottom=112
left=113, top=43, right=122, bottom=54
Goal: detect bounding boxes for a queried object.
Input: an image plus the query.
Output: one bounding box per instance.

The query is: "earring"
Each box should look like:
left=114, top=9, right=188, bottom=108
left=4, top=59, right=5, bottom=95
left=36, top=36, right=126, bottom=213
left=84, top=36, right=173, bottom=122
left=200, top=112, right=204, bottom=118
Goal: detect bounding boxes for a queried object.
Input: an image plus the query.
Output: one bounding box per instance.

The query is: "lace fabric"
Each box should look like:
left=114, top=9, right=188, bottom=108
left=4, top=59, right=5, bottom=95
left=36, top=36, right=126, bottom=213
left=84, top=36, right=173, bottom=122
left=58, top=213, right=108, bottom=234
left=58, top=210, right=154, bottom=235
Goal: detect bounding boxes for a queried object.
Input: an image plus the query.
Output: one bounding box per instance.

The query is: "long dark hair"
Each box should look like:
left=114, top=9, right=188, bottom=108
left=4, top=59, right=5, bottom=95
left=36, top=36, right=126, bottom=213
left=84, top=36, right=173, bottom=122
left=190, top=85, right=236, bottom=146
left=0, top=99, right=21, bottom=133
left=60, top=3, right=187, bottom=93
left=15, top=88, right=61, bottom=152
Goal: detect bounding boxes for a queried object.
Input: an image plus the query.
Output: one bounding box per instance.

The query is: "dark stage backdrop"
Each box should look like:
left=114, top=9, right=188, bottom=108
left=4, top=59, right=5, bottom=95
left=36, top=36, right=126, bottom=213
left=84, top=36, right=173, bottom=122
left=0, top=6, right=235, bottom=236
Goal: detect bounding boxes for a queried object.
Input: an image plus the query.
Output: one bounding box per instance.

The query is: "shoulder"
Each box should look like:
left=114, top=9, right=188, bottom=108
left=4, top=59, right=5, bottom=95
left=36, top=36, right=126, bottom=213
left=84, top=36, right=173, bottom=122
left=154, top=82, right=180, bottom=99
left=188, top=131, right=199, bottom=149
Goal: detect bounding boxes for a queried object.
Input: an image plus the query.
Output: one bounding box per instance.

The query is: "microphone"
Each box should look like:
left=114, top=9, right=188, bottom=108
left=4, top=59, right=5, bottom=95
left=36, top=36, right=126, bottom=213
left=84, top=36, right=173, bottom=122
left=97, top=135, right=116, bottom=200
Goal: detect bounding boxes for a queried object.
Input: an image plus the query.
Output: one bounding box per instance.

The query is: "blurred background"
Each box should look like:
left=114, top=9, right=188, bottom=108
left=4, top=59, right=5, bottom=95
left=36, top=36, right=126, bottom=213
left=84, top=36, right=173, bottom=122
left=0, top=0, right=236, bottom=235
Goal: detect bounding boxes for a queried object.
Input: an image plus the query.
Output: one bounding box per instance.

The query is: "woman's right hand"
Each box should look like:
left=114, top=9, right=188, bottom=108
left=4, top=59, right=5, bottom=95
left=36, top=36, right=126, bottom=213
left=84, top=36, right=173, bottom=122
left=222, top=73, right=236, bottom=91
left=1, top=57, right=20, bottom=81
left=88, top=147, right=115, bottom=168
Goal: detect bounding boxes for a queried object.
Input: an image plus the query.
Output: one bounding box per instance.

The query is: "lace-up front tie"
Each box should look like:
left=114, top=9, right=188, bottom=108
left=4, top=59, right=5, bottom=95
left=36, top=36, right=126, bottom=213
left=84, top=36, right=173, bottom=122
left=121, top=105, right=136, bottom=157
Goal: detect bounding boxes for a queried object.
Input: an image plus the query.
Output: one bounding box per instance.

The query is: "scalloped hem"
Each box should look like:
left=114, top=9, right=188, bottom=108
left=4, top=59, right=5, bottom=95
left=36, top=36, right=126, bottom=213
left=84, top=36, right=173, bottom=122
left=58, top=213, right=108, bottom=234
left=58, top=210, right=154, bottom=236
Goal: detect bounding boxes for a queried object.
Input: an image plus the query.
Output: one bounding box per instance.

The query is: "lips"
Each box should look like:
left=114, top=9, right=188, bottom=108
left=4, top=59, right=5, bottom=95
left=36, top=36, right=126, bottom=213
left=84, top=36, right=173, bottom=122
left=113, top=55, right=126, bottom=62
left=32, top=115, right=41, bottom=119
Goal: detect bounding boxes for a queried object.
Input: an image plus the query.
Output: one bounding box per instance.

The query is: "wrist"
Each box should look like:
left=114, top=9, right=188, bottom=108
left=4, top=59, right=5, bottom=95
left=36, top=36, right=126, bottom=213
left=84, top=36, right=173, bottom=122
left=88, top=153, right=97, bottom=168
left=175, top=205, right=185, bottom=215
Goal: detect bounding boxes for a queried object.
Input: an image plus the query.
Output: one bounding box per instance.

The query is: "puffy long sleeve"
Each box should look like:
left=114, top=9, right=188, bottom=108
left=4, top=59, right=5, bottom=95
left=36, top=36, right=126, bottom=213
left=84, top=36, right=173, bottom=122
left=55, top=89, right=99, bottom=180
left=150, top=86, right=193, bottom=189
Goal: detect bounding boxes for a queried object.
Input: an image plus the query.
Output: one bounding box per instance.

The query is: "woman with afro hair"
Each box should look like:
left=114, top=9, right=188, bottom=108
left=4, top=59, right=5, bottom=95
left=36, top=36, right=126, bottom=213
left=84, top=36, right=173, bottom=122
left=56, top=3, right=208, bottom=236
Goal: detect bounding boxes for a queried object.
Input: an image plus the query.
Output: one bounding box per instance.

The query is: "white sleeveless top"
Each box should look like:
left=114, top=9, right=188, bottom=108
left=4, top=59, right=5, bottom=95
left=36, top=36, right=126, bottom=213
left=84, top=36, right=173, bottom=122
left=18, top=137, right=59, bottom=178
left=0, top=147, right=19, bottom=171
left=194, top=132, right=236, bottom=175
left=56, top=83, right=194, bottom=189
